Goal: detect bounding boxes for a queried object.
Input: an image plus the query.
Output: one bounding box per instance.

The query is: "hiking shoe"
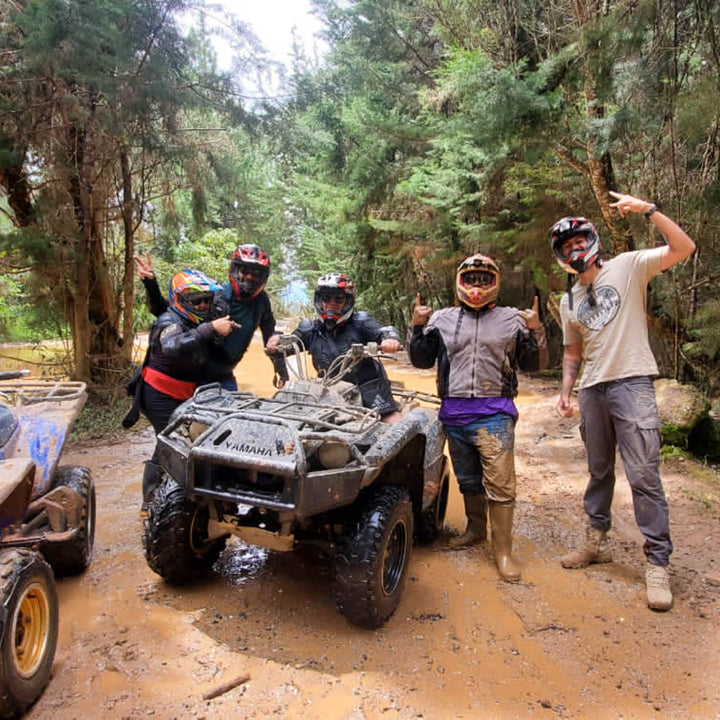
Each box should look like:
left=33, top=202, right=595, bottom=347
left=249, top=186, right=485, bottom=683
left=561, top=525, right=612, bottom=569
left=646, top=563, right=673, bottom=611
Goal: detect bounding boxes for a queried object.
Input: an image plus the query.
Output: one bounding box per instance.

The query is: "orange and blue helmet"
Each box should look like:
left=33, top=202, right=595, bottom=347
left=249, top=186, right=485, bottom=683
left=168, top=269, right=222, bottom=325
left=229, top=244, right=271, bottom=299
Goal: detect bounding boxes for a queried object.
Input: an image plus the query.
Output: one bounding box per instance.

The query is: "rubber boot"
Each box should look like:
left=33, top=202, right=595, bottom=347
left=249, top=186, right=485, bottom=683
left=448, top=494, right=488, bottom=548
left=560, top=523, right=612, bottom=569
left=488, top=501, right=521, bottom=582
left=142, top=460, right=164, bottom=511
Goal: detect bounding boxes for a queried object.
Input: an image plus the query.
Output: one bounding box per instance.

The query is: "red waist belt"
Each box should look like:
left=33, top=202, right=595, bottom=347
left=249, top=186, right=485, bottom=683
left=142, top=366, right=196, bottom=401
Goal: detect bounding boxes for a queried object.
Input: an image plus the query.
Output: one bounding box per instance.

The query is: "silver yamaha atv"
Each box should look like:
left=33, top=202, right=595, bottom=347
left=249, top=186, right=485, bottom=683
left=143, top=336, right=449, bottom=628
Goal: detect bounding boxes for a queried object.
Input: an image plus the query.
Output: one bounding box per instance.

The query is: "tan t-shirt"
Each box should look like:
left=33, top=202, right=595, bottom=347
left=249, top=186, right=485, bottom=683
left=560, top=248, right=663, bottom=389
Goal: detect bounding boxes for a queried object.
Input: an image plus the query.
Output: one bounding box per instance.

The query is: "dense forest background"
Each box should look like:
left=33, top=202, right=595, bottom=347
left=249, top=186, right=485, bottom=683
left=1, top=0, right=719, bottom=400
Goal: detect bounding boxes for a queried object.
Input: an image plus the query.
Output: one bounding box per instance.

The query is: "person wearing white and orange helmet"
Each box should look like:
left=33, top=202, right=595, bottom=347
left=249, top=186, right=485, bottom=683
left=408, top=253, right=547, bottom=581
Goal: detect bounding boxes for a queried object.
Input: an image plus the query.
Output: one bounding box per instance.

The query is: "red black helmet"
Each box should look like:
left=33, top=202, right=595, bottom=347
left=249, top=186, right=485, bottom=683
left=456, top=253, right=500, bottom=310
left=549, top=217, right=602, bottom=274
left=314, top=273, right=356, bottom=328
left=229, top=244, right=271, bottom=299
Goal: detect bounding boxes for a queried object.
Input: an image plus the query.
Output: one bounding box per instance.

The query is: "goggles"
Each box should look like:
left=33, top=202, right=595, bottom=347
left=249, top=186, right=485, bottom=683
left=462, top=271, right=495, bottom=286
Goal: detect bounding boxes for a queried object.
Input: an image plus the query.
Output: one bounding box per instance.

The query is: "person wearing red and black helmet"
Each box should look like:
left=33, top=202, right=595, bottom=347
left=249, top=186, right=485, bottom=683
left=285, top=272, right=403, bottom=423
left=135, top=243, right=287, bottom=391
left=129, top=269, right=238, bottom=506
left=552, top=191, right=696, bottom=612
left=408, top=252, right=548, bottom=581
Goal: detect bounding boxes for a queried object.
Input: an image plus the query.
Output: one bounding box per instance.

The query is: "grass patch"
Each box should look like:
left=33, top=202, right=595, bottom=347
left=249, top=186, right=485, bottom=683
left=70, top=392, right=149, bottom=442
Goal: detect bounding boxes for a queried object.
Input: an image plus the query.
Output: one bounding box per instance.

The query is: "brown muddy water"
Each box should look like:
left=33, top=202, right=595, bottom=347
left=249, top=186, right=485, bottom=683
left=3, top=333, right=720, bottom=719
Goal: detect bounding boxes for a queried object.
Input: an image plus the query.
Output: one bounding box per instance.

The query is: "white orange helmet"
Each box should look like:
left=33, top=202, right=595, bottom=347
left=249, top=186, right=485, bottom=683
left=456, top=253, right=500, bottom=310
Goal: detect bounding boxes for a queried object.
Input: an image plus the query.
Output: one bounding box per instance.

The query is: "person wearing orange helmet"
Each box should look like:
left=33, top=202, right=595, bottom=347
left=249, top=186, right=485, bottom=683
left=408, top=253, right=548, bottom=581
left=551, top=190, right=696, bottom=611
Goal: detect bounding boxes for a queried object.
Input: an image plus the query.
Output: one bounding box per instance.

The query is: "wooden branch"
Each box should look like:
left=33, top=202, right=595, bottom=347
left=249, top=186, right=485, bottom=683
left=202, top=673, right=251, bottom=701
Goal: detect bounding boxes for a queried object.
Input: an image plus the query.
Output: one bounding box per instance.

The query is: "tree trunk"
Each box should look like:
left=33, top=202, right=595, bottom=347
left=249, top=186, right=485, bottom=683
left=120, top=150, right=136, bottom=364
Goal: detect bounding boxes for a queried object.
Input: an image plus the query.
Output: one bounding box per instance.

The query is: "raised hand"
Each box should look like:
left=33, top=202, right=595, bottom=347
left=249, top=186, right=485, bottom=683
left=608, top=190, right=654, bottom=219
left=134, top=251, right=155, bottom=280
left=412, top=292, right=432, bottom=327
left=519, top=296, right=541, bottom=330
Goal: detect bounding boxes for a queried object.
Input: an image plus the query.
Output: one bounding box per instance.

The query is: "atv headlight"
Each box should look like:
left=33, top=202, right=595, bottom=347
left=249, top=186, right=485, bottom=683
left=317, top=441, right=352, bottom=469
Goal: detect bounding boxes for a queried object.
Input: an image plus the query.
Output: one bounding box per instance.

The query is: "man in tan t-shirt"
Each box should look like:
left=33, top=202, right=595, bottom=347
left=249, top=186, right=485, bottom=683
left=551, top=191, right=696, bottom=612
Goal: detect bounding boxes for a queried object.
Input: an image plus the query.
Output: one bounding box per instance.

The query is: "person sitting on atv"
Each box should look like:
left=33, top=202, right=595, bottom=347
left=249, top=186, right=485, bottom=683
left=137, top=269, right=238, bottom=505
left=285, top=272, right=403, bottom=424
left=135, top=243, right=288, bottom=391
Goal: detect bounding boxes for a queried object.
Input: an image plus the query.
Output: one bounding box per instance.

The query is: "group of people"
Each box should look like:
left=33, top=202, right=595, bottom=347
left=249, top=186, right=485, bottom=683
left=129, top=190, right=696, bottom=613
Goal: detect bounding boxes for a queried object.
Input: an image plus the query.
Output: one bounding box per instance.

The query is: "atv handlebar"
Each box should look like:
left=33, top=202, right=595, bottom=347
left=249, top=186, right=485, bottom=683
left=268, top=335, right=395, bottom=386
left=0, top=369, right=31, bottom=381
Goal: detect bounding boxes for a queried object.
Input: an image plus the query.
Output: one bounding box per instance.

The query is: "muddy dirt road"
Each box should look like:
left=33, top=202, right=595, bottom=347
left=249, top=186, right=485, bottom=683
left=25, top=337, right=720, bottom=720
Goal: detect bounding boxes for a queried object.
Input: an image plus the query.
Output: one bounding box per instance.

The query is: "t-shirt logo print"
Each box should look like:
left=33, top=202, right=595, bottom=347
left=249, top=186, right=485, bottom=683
left=577, top=286, right=621, bottom=330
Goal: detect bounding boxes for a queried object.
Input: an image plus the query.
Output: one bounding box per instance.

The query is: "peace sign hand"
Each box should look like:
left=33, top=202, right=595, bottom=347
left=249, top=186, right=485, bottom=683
left=134, top=251, right=155, bottom=280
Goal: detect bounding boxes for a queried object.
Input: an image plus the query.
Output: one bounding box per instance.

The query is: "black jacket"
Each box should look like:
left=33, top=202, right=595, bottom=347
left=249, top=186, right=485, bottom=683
left=293, top=312, right=400, bottom=416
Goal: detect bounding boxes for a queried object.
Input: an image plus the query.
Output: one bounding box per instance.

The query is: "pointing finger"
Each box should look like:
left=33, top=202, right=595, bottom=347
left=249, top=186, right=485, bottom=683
left=415, top=292, right=422, bottom=306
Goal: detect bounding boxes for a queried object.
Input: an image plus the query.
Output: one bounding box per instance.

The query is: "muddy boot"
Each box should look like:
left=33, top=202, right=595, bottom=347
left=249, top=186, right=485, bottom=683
left=141, top=460, right=163, bottom=513
left=488, top=501, right=521, bottom=582
left=645, top=562, right=673, bottom=611
left=560, top=523, right=612, bottom=569
left=448, top=494, right=488, bottom=548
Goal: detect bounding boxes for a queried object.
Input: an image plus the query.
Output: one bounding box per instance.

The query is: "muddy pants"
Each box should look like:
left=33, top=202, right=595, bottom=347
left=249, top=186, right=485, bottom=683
left=579, top=376, right=672, bottom=566
left=444, top=412, right=516, bottom=502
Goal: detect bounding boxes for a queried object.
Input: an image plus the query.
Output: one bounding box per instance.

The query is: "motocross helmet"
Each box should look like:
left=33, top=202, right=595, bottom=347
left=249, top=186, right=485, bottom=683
left=229, top=243, right=271, bottom=299
left=314, top=273, right=356, bottom=329
left=456, top=253, right=500, bottom=310
left=549, top=216, right=602, bottom=274
left=168, top=269, right=222, bottom=325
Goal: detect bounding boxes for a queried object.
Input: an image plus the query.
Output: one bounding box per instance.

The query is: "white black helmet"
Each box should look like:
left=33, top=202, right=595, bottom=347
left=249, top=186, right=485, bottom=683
left=314, top=273, right=356, bottom=328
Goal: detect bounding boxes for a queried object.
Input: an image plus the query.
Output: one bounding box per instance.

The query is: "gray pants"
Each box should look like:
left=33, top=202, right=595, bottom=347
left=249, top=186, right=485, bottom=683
left=578, top=376, right=672, bottom=566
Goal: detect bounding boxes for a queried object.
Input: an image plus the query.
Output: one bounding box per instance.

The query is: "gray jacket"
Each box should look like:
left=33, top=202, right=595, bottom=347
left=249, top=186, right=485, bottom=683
left=408, top=305, right=548, bottom=399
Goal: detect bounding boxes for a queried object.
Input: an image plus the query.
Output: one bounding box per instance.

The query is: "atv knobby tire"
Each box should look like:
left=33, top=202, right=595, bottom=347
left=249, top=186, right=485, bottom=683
left=41, top=466, right=96, bottom=577
left=0, top=549, right=58, bottom=719
left=143, top=478, right=227, bottom=584
left=334, top=486, right=413, bottom=629
left=416, top=458, right=450, bottom=544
